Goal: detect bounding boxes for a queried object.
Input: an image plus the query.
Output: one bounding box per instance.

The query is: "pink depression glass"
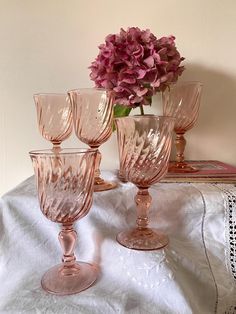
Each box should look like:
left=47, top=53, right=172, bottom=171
left=34, top=93, right=73, bottom=149
left=162, top=82, right=203, bottom=173
left=29, top=148, right=98, bottom=295
left=115, top=116, right=175, bottom=250
left=68, top=88, right=117, bottom=192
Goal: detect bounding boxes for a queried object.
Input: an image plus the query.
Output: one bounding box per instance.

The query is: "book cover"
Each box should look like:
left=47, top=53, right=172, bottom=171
left=162, top=160, right=236, bottom=183
left=166, top=160, right=236, bottom=178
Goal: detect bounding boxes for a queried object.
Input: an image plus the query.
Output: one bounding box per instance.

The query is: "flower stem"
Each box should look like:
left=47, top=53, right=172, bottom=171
left=139, top=104, right=144, bottom=115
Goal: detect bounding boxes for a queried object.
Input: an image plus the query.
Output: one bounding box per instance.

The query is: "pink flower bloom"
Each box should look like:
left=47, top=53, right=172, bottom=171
left=89, top=27, right=184, bottom=107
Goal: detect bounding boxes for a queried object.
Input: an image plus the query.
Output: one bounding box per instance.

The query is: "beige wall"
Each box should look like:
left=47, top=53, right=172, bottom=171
left=1, top=0, right=236, bottom=195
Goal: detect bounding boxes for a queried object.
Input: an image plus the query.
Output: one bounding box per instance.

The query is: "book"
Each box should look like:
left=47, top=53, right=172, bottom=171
left=161, top=160, right=236, bottom=183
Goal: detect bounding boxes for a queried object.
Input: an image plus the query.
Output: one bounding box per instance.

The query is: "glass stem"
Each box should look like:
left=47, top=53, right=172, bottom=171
left=175, top=132, right=186, bottom=164
left=139, top=104, right=145, bottom=115
left=58, top=223, right=77, bottom=270
left=52, top=141, right=61, bottom=151
left=90, top=146, right=102, bottom=184
left=135, top=188, right=152, bottom=229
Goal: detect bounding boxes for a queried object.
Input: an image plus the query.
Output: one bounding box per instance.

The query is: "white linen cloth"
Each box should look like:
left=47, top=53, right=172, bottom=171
left=0, top=171, right=235, bottom=314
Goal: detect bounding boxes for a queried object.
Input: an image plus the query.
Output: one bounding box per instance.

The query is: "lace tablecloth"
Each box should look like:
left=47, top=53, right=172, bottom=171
left=0, top=171, right=236, bottom=314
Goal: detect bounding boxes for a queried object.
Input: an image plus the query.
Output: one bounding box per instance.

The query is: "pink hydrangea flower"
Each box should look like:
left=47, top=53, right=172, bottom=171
left=89, top=27, right=184, bottom=107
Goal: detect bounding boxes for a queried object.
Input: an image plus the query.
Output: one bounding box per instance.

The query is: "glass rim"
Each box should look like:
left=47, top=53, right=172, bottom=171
left=29, top=148, right=97, bottom=157
left=169, top=81, right=203, bottom=88
left=67, top=87, right=111, bottom=94
left=33, top=93, right=68, bottom=97
left=114, top=115, right=176, bottom=122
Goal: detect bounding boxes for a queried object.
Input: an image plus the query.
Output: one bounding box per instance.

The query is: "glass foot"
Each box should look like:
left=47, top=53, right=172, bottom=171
left=168, top=162, right=199, bottom=173
left=41, top=262, right=98, bottom=295
left=116, top=228, right=169, bottom=251
left=117, top=170, right=128, bottom=183
left=94, top=177, right=117, bottom=192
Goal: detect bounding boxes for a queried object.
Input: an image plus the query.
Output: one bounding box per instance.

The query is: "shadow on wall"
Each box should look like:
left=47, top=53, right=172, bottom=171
left=171, top=63, right=236, bottom=163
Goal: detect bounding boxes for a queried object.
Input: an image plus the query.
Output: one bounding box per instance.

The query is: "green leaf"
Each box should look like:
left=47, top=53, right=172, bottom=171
left=113, top=104, right=132, bottom=131
left=114, top=104, right=132, bottom=118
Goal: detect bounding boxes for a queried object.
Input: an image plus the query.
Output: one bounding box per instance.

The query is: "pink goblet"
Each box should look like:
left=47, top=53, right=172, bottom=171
left=162, top=81, right=203, bottom=173
left=34, top=93, right=73, bottom=149
left=29, top=148, right=97, bottom=295
left=68, top=88, right=117, bottom=192
left=115, top=116, right=175, bottom=250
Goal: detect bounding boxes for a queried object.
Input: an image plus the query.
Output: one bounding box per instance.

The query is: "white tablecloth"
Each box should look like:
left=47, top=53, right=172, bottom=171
left=0, top=171, right=236, bottom=314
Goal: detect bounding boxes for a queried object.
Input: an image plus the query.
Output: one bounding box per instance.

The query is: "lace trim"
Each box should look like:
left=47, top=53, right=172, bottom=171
left=224, top=305, right=236, bottom=314
left=191, top=184, right=219, bottom=314
left=214, top=184, right=236, bottom=281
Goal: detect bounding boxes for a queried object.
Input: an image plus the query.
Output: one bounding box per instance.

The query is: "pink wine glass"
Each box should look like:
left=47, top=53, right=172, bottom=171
left=162, top=81, right=203, bottom=173
left=34, top=93, right=73, bottom=149
left=68, top=88, right=117, bottom=192
left=29, top=148, right=97, bottom=295
left=115, top=115, right=175, bottom=250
